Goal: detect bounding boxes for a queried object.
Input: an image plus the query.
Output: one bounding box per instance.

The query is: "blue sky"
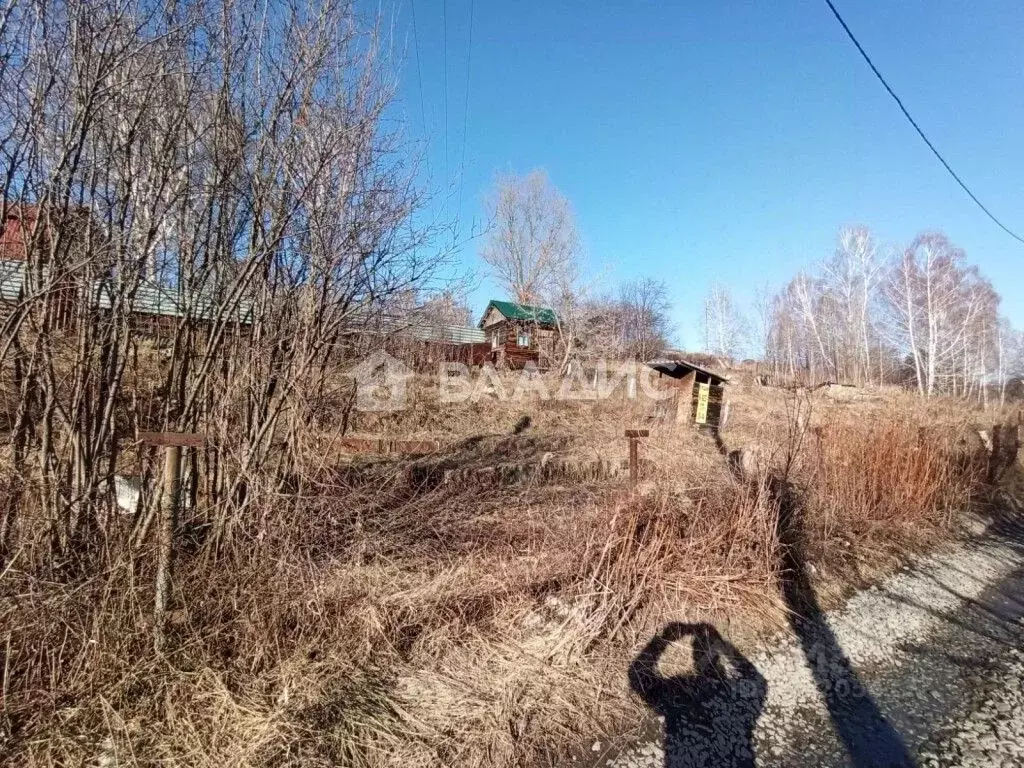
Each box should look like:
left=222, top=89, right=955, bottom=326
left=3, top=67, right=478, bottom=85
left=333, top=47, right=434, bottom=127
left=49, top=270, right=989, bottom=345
left=377, top=0, right=1024, bottom=348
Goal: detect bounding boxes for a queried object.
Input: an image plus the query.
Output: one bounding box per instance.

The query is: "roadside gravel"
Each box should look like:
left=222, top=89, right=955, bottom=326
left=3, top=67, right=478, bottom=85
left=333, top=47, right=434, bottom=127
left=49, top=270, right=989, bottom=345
left=601, top=516, right=1024, bottom=768
left=917, top=647, right=1024, bottom=768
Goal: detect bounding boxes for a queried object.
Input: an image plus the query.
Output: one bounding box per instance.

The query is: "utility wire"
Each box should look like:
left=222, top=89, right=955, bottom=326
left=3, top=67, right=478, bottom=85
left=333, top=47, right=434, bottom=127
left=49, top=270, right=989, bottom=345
left=823, top=0, right=1024, bottom=246
left=456, top=0, right=475, bottom=225
left=409, top=0, right=427, bottom=132
left=442, top=0, right=449, bottom=190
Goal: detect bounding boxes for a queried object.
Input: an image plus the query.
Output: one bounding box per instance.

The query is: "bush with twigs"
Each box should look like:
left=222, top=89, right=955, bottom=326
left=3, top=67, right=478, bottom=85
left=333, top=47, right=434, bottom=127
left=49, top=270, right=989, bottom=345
left=800, top=419, right=985, bottom=564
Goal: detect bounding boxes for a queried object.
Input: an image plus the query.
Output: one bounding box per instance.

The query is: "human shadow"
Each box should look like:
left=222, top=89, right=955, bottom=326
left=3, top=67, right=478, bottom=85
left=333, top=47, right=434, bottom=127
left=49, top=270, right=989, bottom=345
left=629, top=622, right=766, bottom=767
left=771, top=477, right=914, bottom=767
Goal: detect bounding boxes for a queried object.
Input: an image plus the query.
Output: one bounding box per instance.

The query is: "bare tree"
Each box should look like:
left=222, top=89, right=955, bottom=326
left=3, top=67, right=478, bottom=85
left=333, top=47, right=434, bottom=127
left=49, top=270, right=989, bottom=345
left=479, top=170, right=581, bottom=305
left=701, top=282, right=749, bottom=361
left=0, top=0, right=446, bottom=567
left=823, top=226, right=883, bottom=384
left=418, top=290, right=473, bottom=327
left=618, top=278, right=671, bottom=360
left=759, top=227, right=1012, bottom=395
left=882, top=233, right=986, bottom=398
left=1000, top=321, right=1024, bottom=405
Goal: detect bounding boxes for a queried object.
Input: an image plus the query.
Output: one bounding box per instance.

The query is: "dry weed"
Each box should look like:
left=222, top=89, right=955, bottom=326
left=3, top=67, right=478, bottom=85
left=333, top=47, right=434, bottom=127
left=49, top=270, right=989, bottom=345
left=0, top=390, right=1000, bottom=767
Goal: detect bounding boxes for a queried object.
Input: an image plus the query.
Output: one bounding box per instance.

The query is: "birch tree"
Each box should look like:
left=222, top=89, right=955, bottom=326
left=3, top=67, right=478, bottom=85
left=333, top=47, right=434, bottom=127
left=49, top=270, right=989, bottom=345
left=760, top=227, right=1011, bottom=396
left=702, top=282, right=749, bottom=361
left=883, top=233, right=983, bottom=397
left=823, top=226, right=882, bottom=384
left=479, top=170, right=581, bottom=306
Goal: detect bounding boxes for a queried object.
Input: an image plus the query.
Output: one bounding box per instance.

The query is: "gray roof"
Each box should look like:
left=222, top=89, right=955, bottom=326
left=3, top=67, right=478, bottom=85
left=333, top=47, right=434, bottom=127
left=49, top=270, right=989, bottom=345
left=340, top=303, right=486, bottom=345
left=0, top=259, right=252, bottom=323
left=405, top=322, right=486, bottom=344
left=359, top=312, right=485, bottom=344
left=646, top=358, right=730, bottom=385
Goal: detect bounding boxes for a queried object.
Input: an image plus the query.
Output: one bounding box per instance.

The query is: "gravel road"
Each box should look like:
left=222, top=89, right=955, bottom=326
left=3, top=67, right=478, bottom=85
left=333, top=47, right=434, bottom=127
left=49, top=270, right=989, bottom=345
left=597, top=514, right=1024, bottom=768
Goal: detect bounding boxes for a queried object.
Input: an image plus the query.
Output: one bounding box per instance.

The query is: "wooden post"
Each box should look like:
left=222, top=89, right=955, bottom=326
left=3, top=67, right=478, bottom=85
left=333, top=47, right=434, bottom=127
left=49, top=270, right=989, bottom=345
left=625, top=429, right=649, bottom=490
left=629, top=439, right=638, bottom=487
left=153, top=445, right=180, bottom=652
left=675, top=371, right=696, bottom=424
left=987, top=423, right=1002, bottom=484
left=141, top=431, right=204, bottom=653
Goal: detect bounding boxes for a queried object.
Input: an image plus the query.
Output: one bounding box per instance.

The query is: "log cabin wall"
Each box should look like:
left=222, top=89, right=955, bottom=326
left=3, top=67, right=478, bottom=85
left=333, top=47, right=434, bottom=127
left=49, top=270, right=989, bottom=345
left=485, top=319, right=557, bottom=369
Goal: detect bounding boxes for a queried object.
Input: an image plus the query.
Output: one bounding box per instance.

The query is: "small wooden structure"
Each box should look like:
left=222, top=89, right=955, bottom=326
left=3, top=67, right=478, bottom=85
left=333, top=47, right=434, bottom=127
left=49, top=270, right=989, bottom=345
left=479, top=299, right=559, bottom=370
left=646, top=358, right=729, bottom=427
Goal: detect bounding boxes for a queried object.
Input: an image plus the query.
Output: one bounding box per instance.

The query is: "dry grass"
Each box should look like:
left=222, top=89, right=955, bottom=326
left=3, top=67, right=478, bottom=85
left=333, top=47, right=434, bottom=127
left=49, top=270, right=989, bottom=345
left=802, top=419, right=982, bottom=557
left=0, top=378, right=1007, bottom=767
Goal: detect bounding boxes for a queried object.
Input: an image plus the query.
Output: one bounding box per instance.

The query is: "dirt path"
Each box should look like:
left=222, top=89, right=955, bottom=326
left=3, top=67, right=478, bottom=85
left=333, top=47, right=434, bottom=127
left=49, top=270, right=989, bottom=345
left=601, top=515, right=1024, bottom=768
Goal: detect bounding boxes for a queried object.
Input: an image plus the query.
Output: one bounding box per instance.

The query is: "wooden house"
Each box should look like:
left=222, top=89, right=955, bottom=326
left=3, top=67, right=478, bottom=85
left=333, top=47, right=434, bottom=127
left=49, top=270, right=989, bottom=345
left=646, top=358, right=729, bottom=427
left=1, top=202, right=254, bottom=333
left=0, top=204, right=83, bottom=326
left=479, top=299, right=559, bottom=369
left=1, top=204, right=43, bottom=260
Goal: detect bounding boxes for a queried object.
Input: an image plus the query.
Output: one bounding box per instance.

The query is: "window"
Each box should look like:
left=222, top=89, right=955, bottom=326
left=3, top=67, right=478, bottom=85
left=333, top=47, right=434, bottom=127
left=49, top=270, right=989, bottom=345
left=517, top=332, right=531, bottom=348
left=491, top=331, right=500, bottom=350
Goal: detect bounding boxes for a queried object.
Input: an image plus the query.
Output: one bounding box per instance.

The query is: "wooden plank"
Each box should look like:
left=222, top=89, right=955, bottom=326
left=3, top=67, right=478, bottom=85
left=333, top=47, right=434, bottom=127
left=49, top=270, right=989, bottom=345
left=675, top=370, right=696, bottom=424
left=387, top=439, right=441, bottom=454
left=340, top=437, right=440, bottom=455
left=340, top=437, right=381, bottom=453
left=624, top=429, right=650, bottom=438
left=139, top=431, right=206, bottom=448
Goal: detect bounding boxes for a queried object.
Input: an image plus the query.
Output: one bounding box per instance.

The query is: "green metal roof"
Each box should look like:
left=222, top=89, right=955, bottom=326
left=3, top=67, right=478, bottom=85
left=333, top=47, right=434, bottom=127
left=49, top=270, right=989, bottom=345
left=482, top=299, right=558, bottom=327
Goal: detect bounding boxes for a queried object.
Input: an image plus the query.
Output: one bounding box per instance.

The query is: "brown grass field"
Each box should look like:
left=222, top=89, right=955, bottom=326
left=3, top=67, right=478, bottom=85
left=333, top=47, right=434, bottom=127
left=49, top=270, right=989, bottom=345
left=2, top=368, right=1020, bottom=767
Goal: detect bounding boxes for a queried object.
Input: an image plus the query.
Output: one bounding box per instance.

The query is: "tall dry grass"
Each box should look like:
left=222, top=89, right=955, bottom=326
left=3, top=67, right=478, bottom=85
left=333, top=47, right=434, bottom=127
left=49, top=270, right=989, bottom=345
left=0, top=395, right=997, bottom=767
left=800, top=419, right=984, bottom=566
left=2, top=456, right=788, bottom=766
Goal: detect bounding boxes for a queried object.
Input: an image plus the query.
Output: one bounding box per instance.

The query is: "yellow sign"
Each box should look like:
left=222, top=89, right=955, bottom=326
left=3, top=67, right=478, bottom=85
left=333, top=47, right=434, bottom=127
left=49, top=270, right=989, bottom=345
left=695, top=382, right=710, bottom=424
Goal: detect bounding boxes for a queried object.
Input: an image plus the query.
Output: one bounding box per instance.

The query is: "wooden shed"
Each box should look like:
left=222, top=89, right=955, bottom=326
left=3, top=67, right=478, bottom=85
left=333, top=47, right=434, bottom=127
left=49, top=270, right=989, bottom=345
left=646, top=358, right=729, bottom=427
left=479, top=299, right=560, bottom=370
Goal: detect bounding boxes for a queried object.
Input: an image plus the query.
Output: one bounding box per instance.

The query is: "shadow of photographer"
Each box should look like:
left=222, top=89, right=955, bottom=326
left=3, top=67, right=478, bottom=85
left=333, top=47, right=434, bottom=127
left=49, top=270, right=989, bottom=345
left=629, top=622, right=766, bottom=768
left=771, top=476, right=914, bottom=767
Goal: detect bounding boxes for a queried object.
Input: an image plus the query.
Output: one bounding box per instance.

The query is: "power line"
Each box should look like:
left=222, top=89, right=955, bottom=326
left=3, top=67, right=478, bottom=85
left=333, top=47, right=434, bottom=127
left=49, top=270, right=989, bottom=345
left=442, top=0, right=449, bottom=188
left=408, top=0, right=427, bottom=132
left=823, top=0, right=1024, bottom=246
left=456, top=0, right=475, bottom=224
